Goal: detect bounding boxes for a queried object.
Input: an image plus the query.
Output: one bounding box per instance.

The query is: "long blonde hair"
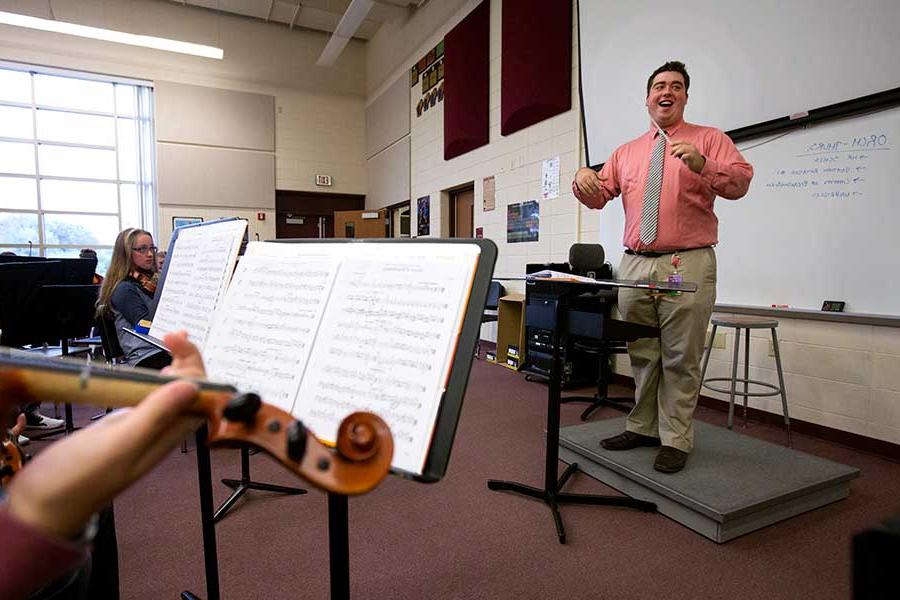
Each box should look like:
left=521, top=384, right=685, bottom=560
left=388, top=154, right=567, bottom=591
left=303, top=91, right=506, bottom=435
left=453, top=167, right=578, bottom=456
left=97, top=228, right=154, bottom=317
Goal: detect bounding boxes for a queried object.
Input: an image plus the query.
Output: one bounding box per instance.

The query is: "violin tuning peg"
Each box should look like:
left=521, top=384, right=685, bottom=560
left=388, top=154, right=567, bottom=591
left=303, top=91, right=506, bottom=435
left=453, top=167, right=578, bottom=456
left=286, top=420, right=308, bottom=462
left=223, top=392, right=262, bottom=424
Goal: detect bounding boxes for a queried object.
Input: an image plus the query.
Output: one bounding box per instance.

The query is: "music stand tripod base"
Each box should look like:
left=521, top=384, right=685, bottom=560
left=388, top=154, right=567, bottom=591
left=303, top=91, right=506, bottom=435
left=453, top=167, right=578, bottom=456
left=213, top=446, right=306, bottom=522
left=487, top=462, right=655, bottom=544
left=576, top=396, right=634, bottom=421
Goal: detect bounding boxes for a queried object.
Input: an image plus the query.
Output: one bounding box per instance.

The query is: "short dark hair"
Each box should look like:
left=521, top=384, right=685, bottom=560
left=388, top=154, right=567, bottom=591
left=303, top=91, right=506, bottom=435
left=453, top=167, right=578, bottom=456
left=646, top=61, right=690, bottom=95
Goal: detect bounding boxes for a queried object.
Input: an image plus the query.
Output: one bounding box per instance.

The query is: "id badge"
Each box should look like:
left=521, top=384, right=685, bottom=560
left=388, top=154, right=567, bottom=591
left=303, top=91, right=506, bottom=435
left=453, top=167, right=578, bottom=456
left=666, top=252, right=683, bottom=296
left=667, top=271, right=683, bottom=296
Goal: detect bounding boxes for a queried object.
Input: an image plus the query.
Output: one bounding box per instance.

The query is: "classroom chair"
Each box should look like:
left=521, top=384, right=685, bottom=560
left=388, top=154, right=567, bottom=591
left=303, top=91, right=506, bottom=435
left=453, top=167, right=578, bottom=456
left=562, top=244, right=633, bottom=420
left=477, top=281, right=504, bottom=358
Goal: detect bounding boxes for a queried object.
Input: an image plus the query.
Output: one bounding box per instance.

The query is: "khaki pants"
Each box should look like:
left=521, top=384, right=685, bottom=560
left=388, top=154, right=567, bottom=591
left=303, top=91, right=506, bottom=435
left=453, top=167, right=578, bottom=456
left=616, top=247, right=717, bottom=453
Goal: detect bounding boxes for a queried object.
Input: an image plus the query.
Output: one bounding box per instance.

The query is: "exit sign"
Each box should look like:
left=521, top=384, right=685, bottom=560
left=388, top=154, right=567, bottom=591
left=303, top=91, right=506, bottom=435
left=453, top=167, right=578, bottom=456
left=315, top=174, right=333, bottom=186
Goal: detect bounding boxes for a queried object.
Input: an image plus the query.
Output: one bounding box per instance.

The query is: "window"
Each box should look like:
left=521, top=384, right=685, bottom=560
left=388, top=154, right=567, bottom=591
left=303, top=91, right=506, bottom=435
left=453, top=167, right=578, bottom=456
left=0, top=63, right=155, bottom=273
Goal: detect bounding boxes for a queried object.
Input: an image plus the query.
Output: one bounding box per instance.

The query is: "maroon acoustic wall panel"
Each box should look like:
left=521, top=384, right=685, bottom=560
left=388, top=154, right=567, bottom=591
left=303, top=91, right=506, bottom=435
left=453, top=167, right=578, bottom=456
left=443, top=0, right=490, bottom=160
left=501, top=0, right=572, bottom=136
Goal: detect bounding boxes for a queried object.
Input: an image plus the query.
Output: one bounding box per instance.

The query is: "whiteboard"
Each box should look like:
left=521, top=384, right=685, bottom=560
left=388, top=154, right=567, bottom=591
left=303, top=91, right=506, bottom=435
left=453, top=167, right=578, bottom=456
left=596, top=106, right=899, bottom=314
left=579, top=0, right=900, bottom=166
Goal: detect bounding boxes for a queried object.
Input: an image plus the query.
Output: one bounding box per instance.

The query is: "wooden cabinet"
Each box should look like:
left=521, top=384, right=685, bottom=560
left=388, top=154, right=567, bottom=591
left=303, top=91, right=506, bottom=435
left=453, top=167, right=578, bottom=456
left=495, top=293, right=525, bottom=370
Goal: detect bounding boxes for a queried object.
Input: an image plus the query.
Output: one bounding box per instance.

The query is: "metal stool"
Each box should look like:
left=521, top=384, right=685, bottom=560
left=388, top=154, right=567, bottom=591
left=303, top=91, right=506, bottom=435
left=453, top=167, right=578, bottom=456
left=698, top=316, right=792, bottom=446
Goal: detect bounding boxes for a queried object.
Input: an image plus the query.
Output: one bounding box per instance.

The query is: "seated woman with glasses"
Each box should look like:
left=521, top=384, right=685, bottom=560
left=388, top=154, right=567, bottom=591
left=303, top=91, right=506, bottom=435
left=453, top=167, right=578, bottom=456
left=97, top=228, right=171, bottom=370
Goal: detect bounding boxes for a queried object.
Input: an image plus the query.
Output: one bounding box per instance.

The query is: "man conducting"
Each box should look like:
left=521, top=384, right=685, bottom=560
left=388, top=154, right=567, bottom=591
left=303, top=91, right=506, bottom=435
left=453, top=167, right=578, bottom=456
left=572, top=61, right=753, bottom=473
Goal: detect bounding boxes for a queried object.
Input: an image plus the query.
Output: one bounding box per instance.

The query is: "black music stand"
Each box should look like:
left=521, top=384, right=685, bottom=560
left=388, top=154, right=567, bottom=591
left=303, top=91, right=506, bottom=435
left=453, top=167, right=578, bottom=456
left=2, top=278, right=99, bottom=440
left=487, top=277, right=698, bottom=543
left=182, top=425, right=221, bottom=600
left=0, top=261, right=60, bottom=347
left=5, top=282, right=99, bottom=439
left=150, top=219, right=307, bottom=523
left=270, top=237, right=499, bottom=599
left=328, top=493, right=351, bottom=600
left=37, top=285, right=99, bottom=434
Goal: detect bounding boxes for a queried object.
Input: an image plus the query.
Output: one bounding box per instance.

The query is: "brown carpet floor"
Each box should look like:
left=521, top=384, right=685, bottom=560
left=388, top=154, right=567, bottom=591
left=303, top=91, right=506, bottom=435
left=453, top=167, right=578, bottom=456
left=31, top=360, right=900, bottom=599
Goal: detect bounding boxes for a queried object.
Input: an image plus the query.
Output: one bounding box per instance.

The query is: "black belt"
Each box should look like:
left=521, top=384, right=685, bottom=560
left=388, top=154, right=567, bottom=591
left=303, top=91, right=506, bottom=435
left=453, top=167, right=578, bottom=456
left=624, top=246, right=711, bottom=258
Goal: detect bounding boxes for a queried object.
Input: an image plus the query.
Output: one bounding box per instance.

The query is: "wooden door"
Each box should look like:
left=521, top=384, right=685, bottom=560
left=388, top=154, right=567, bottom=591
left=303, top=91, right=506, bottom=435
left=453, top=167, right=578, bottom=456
left=451, top=188, right=474, bottom=238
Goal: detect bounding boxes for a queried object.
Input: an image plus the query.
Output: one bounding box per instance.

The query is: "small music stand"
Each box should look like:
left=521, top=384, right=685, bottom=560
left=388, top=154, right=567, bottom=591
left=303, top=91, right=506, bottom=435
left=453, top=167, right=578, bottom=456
left=487, top=276, right=695, bottom=543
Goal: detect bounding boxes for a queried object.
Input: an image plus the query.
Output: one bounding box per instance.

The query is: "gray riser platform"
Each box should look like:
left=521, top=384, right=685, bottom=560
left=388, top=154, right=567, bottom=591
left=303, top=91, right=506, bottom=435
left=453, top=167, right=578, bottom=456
left=559, top=418, right=860, bottom=543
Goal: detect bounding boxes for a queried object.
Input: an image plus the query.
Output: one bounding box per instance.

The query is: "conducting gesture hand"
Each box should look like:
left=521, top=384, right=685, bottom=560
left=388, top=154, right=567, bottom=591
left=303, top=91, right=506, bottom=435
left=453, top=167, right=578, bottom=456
left=573, top=167, right=608, bottom=201
left=669, top=140, right=706, bottom=173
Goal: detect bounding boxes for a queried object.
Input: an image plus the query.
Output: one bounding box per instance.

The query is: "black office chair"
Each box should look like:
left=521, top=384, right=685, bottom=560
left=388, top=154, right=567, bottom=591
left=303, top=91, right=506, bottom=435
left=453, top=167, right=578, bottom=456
left=96, top=304, right=126, bottom=365
left=84, top=305, right=122, bottom=424
left=95, top=305, right=186, bottom=452
left=562, top=244, right=634, bottom=420
left=477, top=281, right=505, bottom=358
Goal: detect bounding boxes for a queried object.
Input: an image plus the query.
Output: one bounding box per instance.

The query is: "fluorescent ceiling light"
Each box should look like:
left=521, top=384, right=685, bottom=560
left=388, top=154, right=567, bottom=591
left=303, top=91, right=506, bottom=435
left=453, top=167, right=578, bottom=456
left=316, top=0, right=373, bottom=66
left=0, top=10, right=224, bottom=60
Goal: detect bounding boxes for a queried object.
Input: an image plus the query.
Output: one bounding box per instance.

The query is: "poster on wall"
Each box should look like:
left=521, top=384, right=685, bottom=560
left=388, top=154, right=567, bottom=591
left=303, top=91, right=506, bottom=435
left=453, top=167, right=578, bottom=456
left=173, top=216, right=203, bottom=229
left=506, top=200, right=540, bottom=243
left=542, top=156, right=560, bottom=200
left=483, top=176, right=495, bottom=211
left=417, top=195, right=430, bottom=236
left=412, top=40, right=445, bottom=118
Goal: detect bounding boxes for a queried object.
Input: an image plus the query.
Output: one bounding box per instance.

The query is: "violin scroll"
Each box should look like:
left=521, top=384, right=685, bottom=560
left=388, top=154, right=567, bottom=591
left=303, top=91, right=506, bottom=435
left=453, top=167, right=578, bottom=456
left=336, top=413, right=385, bottom=462
left=205, top=396, right=393, bottom=496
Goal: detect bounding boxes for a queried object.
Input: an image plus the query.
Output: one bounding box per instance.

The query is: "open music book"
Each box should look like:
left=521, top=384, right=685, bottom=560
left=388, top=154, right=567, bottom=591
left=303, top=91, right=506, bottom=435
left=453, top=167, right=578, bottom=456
left=150, top=218, right=247, bottom=349
left=151, top=231, right=495, bottom=478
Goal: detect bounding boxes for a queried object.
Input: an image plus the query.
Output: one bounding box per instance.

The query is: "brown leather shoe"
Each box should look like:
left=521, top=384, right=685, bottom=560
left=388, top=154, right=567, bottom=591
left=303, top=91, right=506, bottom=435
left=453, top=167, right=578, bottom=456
left=600, top=431, right=661, bottom=451
left=654, top=446, right=688, bottom=473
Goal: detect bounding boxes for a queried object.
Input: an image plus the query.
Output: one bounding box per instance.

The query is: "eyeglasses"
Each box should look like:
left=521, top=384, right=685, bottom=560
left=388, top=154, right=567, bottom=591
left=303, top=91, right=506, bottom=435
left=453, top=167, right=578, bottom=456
left=132, top=245, right=158, bottom=255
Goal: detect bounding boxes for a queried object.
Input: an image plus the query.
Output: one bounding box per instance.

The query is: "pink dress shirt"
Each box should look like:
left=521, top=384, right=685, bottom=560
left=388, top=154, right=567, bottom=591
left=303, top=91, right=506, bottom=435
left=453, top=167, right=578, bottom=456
left=574, top=120, right=753, bottom=252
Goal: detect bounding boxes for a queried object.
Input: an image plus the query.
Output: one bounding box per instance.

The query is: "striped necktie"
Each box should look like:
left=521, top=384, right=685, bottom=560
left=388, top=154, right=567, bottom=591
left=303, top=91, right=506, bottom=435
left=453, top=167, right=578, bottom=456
left=639, top=131, right=666, bottom=245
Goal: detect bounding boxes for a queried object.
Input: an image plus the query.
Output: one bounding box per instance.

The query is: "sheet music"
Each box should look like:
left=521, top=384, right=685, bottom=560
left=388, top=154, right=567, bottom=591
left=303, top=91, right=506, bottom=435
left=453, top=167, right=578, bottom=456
left=297, top=244, right=479, bottom=474
left=203, top=242, right=338, bottom=412
left=200, top=241, right=481, bottom=475
left=150, top=220, right=246, bottom=349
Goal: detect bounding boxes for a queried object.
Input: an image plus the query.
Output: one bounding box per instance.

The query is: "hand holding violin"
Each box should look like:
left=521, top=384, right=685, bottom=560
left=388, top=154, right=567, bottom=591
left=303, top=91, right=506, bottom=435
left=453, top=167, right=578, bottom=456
left=5, top=331, right=203, bottom=540
left=1, top=329, right=394, bottom=542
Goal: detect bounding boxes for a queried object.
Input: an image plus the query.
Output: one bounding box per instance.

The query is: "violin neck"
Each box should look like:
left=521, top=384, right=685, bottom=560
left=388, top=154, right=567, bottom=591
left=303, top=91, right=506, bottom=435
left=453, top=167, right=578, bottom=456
left=3, top=369, right=224, bottom=415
